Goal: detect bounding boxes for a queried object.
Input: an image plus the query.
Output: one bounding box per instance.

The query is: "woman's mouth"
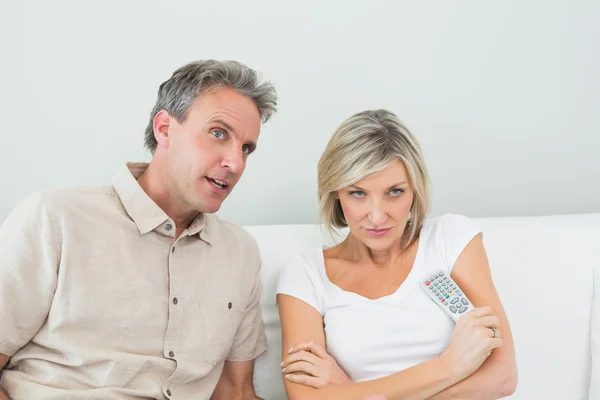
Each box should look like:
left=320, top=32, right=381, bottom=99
left=365, top=228, right=391, bottom=237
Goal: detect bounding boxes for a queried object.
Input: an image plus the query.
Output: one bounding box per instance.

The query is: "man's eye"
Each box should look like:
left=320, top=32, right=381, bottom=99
left=242, top=144, right=251, bottom=154
left=212, top=130, right=224, bottom=139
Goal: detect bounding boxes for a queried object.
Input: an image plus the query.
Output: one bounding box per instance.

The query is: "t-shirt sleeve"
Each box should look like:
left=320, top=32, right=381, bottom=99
left=438, top=214, right=482, bottom=271
left=276, top=253, right=322, bottom=315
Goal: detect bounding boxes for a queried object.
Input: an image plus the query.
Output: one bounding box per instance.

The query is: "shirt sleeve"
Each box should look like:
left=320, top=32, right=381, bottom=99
left=276, top=253, right=322, bottom=315
left=0, top=192, right=60, bottom=356
left=439, top=214, right=482, bottom=271
left=226, top=248, right=268, bottom=362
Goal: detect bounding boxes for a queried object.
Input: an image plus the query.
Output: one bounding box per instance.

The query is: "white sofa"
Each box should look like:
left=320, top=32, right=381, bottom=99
left=245, top=213, right=600, bottom=400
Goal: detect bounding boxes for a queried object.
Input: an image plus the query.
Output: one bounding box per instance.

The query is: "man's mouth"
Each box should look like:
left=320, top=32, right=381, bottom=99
left=206, top=177, right=228, bottom=190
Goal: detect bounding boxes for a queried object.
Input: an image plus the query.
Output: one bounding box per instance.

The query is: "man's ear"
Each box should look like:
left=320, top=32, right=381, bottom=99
left=153, top=110, right=171, bottom=149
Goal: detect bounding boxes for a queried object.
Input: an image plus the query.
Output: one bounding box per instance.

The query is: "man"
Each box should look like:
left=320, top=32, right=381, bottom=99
left=0, top=60, right=277, bottom=399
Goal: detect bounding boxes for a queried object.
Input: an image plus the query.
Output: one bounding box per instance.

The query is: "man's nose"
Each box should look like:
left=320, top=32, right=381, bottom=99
left=222, top=147, right=244, bottom=174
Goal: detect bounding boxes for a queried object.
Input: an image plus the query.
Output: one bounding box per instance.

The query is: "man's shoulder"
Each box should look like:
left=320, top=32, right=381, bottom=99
left=2, top=185, right=119, bottom=237
left=31, top=185, right=117, bottom=213
left=205, top=214, right=259, bottom=252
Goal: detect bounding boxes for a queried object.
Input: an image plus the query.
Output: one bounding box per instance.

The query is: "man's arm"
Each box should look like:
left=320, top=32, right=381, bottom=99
left=0, top=193, right=61, bottom=400
left=0, top=353, right=11, bottom=399
left=211, top=360, right=262, bottom=400
left=211, top=236, right=267, bottom=399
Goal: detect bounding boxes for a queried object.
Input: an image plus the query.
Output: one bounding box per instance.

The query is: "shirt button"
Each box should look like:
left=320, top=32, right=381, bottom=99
left=166, top=389, right=172, bottom=396
left=165, top=223, right=173, bottom=231
left=173, top=297, right=178, bottom=305
left=169, top=351, right=175, bottom=358
left=171, top=247, right=175, bottom=253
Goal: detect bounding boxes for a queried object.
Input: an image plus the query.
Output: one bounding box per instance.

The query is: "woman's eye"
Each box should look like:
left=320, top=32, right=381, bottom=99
left=350, top=191, right=365, bottom=197
left=212, top=129, right=224, bottom=139
left=390, top=189, right=404, bottom=196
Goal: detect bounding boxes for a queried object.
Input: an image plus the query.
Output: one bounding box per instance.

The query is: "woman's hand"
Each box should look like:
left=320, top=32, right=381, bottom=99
left=440, top=306, right=503, bottom=381
left=281, top=340, right=351, bottom=388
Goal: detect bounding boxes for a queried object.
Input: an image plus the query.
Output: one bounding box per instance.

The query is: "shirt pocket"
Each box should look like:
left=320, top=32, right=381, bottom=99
left=199, top=298, right=245, bottom=366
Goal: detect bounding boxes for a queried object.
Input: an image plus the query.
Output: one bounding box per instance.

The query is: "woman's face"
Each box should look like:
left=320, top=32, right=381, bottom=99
left=337, top=160, right=414, bottom=252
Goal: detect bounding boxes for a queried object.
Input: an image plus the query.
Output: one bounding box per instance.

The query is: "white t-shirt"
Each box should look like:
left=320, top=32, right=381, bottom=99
left=276, top=214, right=481, bottom=382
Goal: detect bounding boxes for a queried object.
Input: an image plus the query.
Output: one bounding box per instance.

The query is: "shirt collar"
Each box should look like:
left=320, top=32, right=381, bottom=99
left=112, top=162, right=212, bottom=244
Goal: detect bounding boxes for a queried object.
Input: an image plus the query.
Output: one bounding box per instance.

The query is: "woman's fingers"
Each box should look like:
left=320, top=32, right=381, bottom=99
left=281, top=350, right=321, bottom=369
left=288, top=340, right=329, bottom=359
left=488, top=326, right=502, bottom=338
left=466, top=306, right=493, bottom=318
left=477, top=315, right=500, bottom=329
left=285, top=372, right=323, bottom=388
left=282, top=360, right=319, bottom=376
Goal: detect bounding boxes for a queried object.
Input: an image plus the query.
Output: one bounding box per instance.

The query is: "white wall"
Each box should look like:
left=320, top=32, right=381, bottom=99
left=1, top=0, right=598, bottom=226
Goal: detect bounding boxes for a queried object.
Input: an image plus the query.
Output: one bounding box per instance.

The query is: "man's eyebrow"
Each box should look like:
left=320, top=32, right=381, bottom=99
left=209, top=118, right=236, bottom=135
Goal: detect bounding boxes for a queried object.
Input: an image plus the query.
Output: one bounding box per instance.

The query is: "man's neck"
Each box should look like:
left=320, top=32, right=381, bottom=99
left=136, top=162, right=199, bottom=235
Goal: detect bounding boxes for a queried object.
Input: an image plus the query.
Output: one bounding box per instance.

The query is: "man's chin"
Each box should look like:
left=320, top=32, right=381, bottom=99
left=196, top=196, right=227, bottom=214
left=197, top=202, right=223, bottom=214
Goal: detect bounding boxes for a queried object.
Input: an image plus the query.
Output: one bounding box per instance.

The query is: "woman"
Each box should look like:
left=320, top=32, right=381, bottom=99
left=276, top=110, right=517, bottom=400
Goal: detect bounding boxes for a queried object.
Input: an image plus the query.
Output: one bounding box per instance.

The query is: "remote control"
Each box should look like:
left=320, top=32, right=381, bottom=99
left=421, top=270, right=474, bottom=322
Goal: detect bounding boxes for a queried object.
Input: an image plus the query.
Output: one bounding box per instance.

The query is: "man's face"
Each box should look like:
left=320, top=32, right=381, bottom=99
left=163, top=87, right=261, bottom=213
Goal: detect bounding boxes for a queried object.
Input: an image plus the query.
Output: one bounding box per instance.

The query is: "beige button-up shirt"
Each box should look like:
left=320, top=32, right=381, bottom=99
left=0, top=163, right=267, bottom=399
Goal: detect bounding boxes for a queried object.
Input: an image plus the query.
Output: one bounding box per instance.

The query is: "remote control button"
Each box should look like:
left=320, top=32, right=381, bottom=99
left=450, top=298, right=459, bottom=304
left=441, top=299, right=445, bottom=303
left=426, top=281, right=430, bottom=286
left=445, top=295, right=450, bottom=299
left=439, top=272, right=443, bottom=276
left=459, top=307, right=467, bottom=314
left=449, top=306, right=457, bottom=313
left=460, top=298, right=469, bottom=305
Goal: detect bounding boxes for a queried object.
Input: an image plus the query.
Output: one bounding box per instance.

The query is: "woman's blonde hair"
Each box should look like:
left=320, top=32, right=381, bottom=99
left=317, top=109, right=431, bottom=248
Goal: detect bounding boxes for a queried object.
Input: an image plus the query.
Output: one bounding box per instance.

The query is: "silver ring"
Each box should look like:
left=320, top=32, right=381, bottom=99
left=491, top=327, right=496, bottom=338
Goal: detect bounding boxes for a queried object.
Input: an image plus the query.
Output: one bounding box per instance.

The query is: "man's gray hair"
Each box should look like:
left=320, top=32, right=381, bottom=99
left=144, top=59, right=278, bottom=153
